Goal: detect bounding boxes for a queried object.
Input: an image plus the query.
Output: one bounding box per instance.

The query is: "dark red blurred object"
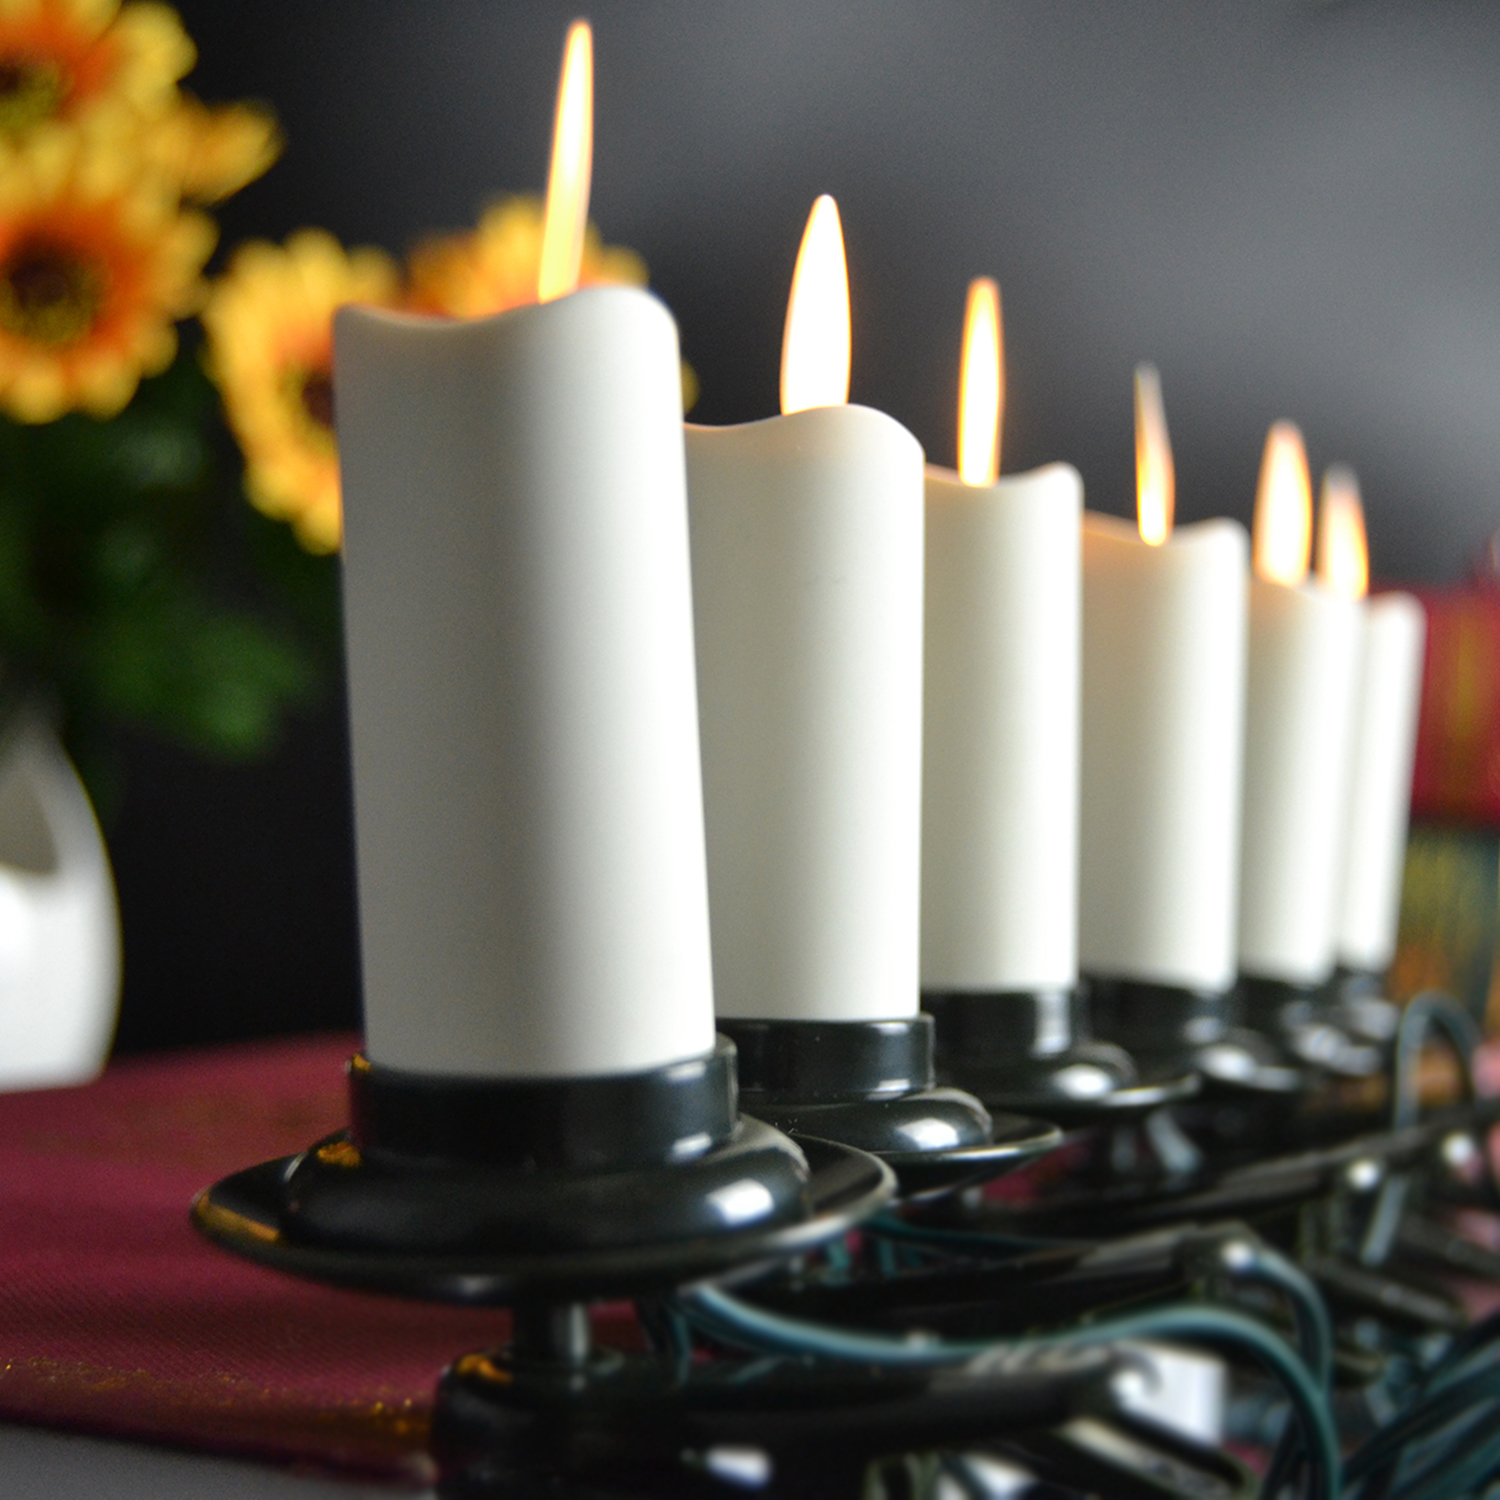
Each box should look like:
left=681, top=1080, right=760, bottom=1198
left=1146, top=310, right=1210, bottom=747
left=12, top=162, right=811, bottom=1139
left=1411, top=574, right=1500, bottom=827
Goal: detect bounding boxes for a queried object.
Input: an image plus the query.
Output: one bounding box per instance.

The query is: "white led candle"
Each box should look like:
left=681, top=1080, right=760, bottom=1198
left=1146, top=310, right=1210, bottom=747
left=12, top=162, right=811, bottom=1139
left=922, top=279, right=1081, bottom=992
left=1316, top=468, right=1427, bottom=975
left=1079, top=368, right=1249, bottom=993
left=332, top=26, right=714, bottom=1079
left=1337, top=594, right=1425, bottom=972
left=1238, top=429, right=1362, bottom=986
left=687, top=197, right=925, bottom=1023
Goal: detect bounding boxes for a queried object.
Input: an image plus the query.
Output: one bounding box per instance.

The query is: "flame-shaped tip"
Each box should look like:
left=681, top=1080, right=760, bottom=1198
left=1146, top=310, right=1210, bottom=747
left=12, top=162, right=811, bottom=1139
left=958, top=277, right=1003, bottom=486
left=1253, top=420, right=1313, bottom=586
left=1317, top=464, right=1369, bottom=601
left=537, top=20, right=593, bottom=303
left=1134, top=364, right=1174, bottom=545
left=780, top=195, right=851, bottom=415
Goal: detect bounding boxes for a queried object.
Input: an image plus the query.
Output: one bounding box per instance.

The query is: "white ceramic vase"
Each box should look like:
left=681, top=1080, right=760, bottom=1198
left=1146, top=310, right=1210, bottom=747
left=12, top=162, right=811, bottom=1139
left=0, top=720, right=120, bottom=1091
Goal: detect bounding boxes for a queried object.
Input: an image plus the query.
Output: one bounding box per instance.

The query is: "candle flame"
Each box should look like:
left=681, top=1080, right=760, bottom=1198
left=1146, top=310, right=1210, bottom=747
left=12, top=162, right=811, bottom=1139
left=958, top=277, right=1002, bottom=486
left=1134, top=363, right=1174, bottom=545
left=537, top=20, right=593, bottom=303
left=1252, top=420, right=1313, bottom=586
left=780, top=195, right=851, bottom=415
left=1316, top=464, right=1369, bottom=600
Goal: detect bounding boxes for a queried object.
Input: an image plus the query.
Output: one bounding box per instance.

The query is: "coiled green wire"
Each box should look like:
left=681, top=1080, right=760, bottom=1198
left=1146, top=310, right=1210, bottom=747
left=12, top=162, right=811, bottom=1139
left=1361, top=989, right=1481, bottom=1270
left=865, top=1214, right=1333, bottom=1388
left=677, top=1284, right=1340, bottom=1500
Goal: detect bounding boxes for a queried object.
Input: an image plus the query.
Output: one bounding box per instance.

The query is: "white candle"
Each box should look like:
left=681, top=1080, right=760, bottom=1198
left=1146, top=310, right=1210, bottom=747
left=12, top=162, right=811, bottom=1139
left=1237, top=427, right=1362, bottom=986
left=687, top=197, right=925, bottom=1023
left=1317, top=469, right=1427, bottom=974
left=921, top=279, right=1081, bottom=992
left=1338, top=595, right=1425, bottom=973
left=331, top=32, right=714, bottom=1079
left=1079, top=368, right=1249, bottom=992
left=336, top=289, right=714, bottom=1079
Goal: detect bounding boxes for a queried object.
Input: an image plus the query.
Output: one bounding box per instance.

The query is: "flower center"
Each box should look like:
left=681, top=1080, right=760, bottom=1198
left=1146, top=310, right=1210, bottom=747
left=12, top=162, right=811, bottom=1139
left=0, top=57, right=65, bottom=135
left=0, top=239, right=106, bottom=346
left=300, top=370, right=335, bottom=430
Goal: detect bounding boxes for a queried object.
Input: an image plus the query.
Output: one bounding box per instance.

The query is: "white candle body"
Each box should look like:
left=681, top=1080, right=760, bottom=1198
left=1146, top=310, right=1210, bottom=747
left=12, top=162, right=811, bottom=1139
left=1080, top=515, right=1249, bottom=992
left=686, top=406, right=925, bottom=1022
left=921, top=463, right=1081, bottom=992
left=1337, top=592, right=1426, bottom=973
left=1238, top=580, right=1362, bottom=984
left=334, top=288, right=715, bottom=1078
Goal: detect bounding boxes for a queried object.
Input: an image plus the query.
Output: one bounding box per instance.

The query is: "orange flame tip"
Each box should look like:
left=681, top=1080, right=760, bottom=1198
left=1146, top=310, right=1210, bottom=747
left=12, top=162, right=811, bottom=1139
left=780, top=195, right=851, bottom=415
left=1134, top=364, right=1174, bottom=545
left=958, top=277, right=1002, bottom=486
left=1253, top=421, right=1313, bottom=586
left=537, top=20, right=593, bottom=303
left=1316, top=464, right=1369, bottom=601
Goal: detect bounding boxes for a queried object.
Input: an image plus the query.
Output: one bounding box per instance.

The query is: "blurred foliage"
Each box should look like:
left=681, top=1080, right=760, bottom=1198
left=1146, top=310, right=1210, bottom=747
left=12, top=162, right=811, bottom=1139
left=0, top=336, right=338, bottom=817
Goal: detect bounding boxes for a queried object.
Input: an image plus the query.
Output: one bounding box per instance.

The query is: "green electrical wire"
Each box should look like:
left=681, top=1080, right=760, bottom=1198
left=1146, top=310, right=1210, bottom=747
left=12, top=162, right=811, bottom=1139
left=677, top=1284, right=1340, bottom=1500
left=1362, top=989, right=1482, bottom=1269
left=867, top=1215, right=1332, bottom=1389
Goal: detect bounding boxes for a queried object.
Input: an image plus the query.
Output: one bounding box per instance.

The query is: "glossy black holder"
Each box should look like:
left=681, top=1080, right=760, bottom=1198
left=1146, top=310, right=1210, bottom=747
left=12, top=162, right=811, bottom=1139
left=1323, top=966, right=1402, bottom=1046
left=1238, top=975, right=1384, bottom=1079
left=192, top=1036, right=896, bottom=1302
left=718, top=1015, right=1060, bottom=1200
left=1088, top=977, right=1303, bottom=1095
left=923, top=988, right=1199, bottom=1127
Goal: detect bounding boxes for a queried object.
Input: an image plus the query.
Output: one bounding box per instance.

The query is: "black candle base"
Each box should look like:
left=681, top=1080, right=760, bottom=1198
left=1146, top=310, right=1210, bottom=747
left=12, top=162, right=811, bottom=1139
left=923, top=988, right=1198, bottom=1127
left=1324, top=967, right=1401, bottom=1046
left=1238, top=975, right=1384, bottom=1079
left=1088, top=978, right=1303, bottom=1096
left=191, top=1037, right=895, bottom=1302
left=718, top=1015, right=1060, bottom=1201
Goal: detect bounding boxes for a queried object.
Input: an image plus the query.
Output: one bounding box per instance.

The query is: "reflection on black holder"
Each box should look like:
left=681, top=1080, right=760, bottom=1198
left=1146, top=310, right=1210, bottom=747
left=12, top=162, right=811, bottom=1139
left=192, top=1035, right=896, bottom=1301
left=923, top=988, right=1197, bottom=1126
left=1324, top=967, right=1402, bottom=1047
left=718, top=1015, right=1061, bottom=1200
left=1238, top=975, right=1384, bottom=1079
left=1089, top=978, right=1302, bottom=1095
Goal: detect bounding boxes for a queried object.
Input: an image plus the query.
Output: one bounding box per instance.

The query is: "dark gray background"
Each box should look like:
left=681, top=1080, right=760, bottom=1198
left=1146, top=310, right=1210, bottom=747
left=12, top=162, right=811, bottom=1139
left=113, top=0, right=1500, bottom=1050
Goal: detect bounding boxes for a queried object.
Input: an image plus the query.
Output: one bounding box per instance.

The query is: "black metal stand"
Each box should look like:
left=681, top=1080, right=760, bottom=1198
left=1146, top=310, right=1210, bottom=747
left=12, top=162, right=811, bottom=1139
left=188, top=1033, right=1247, bottom=1500
left=1089, top=977, right=1304, bottom=1096
left=1324, top=966, right=1402, bottom=1045
left=192, top=1038, right=896, bottom=1300
left=431, top=1324, right=1253, bottom=1500
left=923, top=987, right=1199, bottom=1127
left=1238, top=975, right=1384, bottom=1078
left=718, top=1015, right=1061, bottom=1200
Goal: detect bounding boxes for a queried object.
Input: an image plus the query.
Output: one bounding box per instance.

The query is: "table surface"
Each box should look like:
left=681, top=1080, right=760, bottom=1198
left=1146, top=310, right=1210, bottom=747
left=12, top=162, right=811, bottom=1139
left=0, top=1423, right=428, bottom=1498
left=0, top=1034, right=515, bottom=1488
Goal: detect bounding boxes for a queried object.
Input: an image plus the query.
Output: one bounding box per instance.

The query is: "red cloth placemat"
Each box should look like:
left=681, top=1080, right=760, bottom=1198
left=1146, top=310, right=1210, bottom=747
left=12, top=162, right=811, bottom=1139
left=0, top=1033, right=517, bottom=1486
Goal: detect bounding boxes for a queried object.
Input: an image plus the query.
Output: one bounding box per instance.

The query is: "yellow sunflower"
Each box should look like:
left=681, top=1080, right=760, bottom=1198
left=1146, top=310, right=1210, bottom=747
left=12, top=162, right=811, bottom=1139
left=405, top=194, right=698, bottom=411
left=0, top=123, right=214, bottom=421
left=201, top=228, right=398, bottom=554
left=0, top=0, right=192, bottom=140
left=405, top=194, right=645, bottom=318
left=145, top=92, right=280, bottom=204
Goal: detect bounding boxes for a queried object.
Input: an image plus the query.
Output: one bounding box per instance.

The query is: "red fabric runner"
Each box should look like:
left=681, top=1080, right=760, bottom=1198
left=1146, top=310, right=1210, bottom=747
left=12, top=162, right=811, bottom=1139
left=0, top=1033, right=518, bottom=1486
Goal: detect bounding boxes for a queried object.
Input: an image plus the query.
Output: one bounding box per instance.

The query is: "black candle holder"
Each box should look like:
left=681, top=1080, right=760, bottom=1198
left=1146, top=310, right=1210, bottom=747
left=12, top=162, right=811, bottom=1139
left=1087, top=978, right=1303, bottom=1096
left=1323, top=966, right=1402, bottom=1046
left=922, top=988, right=1199, bottom=1127
left=1237, top=975, right=1384, bottom=1079
left=717, top=1015, right=1061, bottom=1200
left=192, top=1035, right=895, bottom=1302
